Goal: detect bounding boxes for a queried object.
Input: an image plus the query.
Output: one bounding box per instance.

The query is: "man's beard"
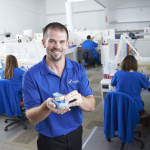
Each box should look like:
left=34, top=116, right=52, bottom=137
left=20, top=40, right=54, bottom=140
left=47, top=49, right=63, bottom=61
left=51, top=54, right=62, bottom=61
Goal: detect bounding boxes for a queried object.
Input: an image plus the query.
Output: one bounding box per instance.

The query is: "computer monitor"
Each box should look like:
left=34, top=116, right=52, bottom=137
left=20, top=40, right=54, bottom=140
left=23, top=30, right=34, bottom=39
left=5, top=32, right=11, bottom=37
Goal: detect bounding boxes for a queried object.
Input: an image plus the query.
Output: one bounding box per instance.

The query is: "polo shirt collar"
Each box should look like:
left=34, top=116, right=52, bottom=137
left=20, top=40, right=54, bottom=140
left=65, top=57, right=74, bottom=69
left=39, top=55, right=74, bottom=75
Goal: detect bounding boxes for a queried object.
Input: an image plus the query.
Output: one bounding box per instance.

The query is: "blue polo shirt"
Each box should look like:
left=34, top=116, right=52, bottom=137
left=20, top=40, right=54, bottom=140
left=82, top=40, right=98, bottom=55
left=22, top=55, right=93, bottom=138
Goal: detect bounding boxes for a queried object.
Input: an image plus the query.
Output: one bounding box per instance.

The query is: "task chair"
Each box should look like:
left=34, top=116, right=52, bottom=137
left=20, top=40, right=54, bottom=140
left=82, top=49, right=95, bottom=69
left=104, top=91, right=145, bottom=150
left=0, top=79, right=27, bottom=131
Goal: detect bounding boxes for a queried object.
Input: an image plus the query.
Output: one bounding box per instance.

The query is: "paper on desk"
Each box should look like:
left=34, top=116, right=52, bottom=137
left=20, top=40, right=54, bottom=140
left=103, top=59, right=118, bottom=76
left=109, top=60, right=118, bottom=76
left=109, top=85, right=116, bottom=91
left=103, top=60, right=110, bottom=74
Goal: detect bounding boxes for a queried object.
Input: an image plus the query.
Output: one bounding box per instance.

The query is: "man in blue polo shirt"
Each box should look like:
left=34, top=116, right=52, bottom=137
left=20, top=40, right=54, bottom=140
left=82, top=35, right=100, bottom=66
left=22, top=22, right=95, bottom=150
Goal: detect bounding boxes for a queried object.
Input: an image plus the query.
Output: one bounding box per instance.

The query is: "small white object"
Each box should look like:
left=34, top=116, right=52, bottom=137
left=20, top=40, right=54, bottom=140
left=109, top=85, right=116, bottom=91
left=23, top=30, right=34, bottom=39
left=79, top=27, right=86, bottom=31
left=0, top=60, right=2, bottom=69
left=16, top=34, right=23, bottom=39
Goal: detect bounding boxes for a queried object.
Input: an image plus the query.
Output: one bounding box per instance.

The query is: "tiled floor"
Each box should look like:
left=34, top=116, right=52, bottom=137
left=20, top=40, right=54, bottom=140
left=82, top=65, right=104, bottom=139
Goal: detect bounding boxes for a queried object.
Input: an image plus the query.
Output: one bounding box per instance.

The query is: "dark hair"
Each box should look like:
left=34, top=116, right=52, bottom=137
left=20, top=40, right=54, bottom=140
left=43, top=22, right=69, bottom=40
left=87, top=35, right=91, bottom=40
left=4, top=55, right=18, bottom=80
left=121, top=55, right=138, bottom=71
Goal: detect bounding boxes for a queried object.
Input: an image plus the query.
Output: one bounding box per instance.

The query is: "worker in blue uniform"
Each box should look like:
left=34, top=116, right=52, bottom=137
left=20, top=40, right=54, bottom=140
left=111, top=55, right=150, bottom=112
left=22, top=22, right=95, bottom=150
left=0, top=55, right=25, bottom=98
left=82, top=35, right=100, bottom=66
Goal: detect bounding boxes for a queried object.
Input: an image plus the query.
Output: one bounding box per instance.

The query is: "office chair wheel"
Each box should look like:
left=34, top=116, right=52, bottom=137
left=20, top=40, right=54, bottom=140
left=4, top=120, right=7, bottom=123
left=4, top=127, right=7, bottom=131
left=24, top=126, right=27, bottom=130
left=107, top=138, right=111, bottom=142
left=141, top=144, right=145, bottom=149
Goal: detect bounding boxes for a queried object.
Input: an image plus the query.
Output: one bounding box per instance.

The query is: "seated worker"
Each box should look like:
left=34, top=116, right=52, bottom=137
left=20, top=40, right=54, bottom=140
left=0, top=55, right=25, bottom=99
left=82, top=35, right=100, bottom=66
left=111, top=55, right=150, bottom=112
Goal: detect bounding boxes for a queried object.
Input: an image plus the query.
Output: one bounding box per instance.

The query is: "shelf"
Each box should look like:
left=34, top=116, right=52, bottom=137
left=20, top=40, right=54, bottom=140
left=115, top=29, right=144, bottom=33
left=110, top=20, right=150, bottom=24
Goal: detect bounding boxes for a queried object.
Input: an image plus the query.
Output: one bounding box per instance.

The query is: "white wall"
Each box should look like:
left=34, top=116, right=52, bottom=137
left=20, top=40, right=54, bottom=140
left=94, top=0, right=109, bottom=8
left=0, top=0, right=46, bottom=40
left=46, top=0, right=105, bottom=30
left=110, top=0, right=150, bottom=8
left=109, top=0, right=150, bottom=30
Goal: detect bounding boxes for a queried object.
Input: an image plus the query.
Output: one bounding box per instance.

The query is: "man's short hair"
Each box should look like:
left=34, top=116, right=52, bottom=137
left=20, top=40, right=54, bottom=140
left=43, top=22, right=69, bottom=40
left=87, top=35, right=91, bottom=40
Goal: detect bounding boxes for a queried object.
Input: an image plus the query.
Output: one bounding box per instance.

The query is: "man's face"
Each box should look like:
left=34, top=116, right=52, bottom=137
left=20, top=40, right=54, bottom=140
left=43, top=29, right=69, bottom=61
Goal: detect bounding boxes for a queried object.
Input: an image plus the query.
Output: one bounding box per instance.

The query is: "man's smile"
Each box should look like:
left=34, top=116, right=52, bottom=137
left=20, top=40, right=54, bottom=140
left=51, top=50, right=61, bottom=54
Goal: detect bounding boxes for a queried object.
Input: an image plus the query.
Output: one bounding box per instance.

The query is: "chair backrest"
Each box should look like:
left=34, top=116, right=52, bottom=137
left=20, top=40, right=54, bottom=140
left=104, top=91, right=140, bottom=145
left=82, top=49, right=93, bottom=59
left=0, top=79, right=21, bottom=117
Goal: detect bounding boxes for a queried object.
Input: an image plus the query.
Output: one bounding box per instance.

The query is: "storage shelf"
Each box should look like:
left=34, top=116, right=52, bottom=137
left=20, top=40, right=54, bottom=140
left=116, top=29, right=144, bottom=32
left=110, top=20, right=150, bottom=24
left=116, top=29, right=144, bottom=33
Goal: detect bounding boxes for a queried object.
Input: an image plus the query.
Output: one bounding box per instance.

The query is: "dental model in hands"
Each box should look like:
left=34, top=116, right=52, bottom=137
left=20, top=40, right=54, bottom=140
left=53, top=92, right=69, bottom=109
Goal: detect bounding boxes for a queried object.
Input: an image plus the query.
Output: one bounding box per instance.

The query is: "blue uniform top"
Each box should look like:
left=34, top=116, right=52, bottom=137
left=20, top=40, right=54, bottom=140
left=104, top=92, right=140, bottom=145
left=22, top=55, right=93, bottom=138
left=111, top=70, right=150, bottom=111
left=82, top=40, right=98, bottom=55
left=0, top=68, right=25, bottom=98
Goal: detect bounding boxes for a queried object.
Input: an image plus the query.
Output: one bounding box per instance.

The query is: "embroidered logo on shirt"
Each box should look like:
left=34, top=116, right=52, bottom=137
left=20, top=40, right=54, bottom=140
left=68, top=79, right=80, bottom=84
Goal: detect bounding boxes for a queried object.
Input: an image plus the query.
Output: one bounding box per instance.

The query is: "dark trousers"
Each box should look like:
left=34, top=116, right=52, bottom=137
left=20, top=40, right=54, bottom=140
left=37, top=125, right=83, bottom=150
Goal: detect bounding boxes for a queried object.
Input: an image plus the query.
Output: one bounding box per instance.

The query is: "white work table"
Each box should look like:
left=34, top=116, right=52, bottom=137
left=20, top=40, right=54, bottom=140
left=100, top=79, right=150, bottom=113
left=95, top=46, right=101, bottom=53
left=65, top=47, right=78, bottom=62
left=0, top=43, right=79, bottom=63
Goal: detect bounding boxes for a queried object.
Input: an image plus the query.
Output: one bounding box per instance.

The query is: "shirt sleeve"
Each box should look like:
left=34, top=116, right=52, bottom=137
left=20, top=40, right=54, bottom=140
left=93, top=41, right=98, bottom=47
left=78, top=65, right=93, bottom=97
left=111, top=72, right=118, bottom=86
left=22, top=71, right=41, bottom=110
left=19, top=68, right=25, bottom=77
left=140, top=74, right=150, bottom=90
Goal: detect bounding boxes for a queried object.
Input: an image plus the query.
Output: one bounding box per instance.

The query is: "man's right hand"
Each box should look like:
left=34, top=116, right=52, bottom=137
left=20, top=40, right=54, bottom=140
left=46, top=98, right=70, bottom=114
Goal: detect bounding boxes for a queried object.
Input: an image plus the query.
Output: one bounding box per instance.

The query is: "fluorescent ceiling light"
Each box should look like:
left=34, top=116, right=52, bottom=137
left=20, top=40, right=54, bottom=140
left=68, top=0, right=86, bottom=2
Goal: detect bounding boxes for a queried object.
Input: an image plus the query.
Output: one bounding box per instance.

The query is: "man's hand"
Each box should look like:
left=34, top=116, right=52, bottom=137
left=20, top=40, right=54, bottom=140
left=46, top=98, right=70, bottom=114
left=65, top=90, right=83, bottom=107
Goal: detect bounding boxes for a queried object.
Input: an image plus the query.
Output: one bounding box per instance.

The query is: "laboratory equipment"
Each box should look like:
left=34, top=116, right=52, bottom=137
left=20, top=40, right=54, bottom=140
left=23, top=30, right=34, bottom=39
left=116, top=34, right=150, bottom=76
